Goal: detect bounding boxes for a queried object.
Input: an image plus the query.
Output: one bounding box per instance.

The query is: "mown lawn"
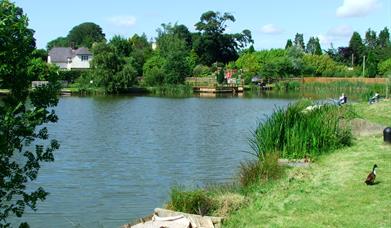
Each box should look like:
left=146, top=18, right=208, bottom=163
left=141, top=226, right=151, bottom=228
left=224, top=100, right=391, bottom=227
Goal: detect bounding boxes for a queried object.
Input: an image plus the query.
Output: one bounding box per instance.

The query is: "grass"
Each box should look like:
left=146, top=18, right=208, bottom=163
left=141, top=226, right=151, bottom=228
left=165, top=100, right=390, bottom=227
left=223, top=100, right=391, bottom=227
left=354, top=99, right=391, bottom=126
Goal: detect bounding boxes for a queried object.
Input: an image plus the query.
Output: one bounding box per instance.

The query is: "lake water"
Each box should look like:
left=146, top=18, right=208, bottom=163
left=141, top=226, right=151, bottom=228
left=13, top=95, right=295, bottom=227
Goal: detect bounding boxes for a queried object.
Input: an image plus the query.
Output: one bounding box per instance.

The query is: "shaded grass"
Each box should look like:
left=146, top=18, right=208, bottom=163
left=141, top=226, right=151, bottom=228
left=224, top=135, right=391, bottom=227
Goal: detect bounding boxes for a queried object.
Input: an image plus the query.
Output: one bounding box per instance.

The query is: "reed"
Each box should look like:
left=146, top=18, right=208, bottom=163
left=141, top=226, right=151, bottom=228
left=147, top=84, right=193, bottom=97
left=250, top=100, right=353, bottom=160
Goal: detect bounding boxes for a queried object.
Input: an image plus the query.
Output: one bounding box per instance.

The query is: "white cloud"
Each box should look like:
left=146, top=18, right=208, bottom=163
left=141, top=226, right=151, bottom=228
left=108, top=16, right=136, bottom=27
left=260, top=24, right=283, bottom=35
left=336, top=0, right=380, bottom=18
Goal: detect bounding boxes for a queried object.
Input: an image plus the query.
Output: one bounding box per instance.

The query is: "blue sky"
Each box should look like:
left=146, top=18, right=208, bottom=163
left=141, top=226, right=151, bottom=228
left=13, top=0, right=390, bottom=50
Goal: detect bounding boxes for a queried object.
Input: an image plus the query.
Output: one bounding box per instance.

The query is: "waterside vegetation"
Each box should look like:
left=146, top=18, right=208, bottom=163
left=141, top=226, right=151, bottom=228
left=166, top=99, right=391, bottom=227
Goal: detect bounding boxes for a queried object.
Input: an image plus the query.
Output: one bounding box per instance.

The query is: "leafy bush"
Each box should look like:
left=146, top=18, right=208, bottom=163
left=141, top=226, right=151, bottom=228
left=378, top=58, right=391, bottom=76
left=193, top=64, right=211, bottom=77
left=168, top=187, right=216, bottom=216
left=251, top=100, right=353, bottom=160
left=58, top=70, right=84, bottom=82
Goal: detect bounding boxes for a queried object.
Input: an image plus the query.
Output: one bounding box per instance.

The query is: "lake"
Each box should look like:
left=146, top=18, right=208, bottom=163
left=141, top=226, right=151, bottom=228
left=13, top=94, right=295, bottom=227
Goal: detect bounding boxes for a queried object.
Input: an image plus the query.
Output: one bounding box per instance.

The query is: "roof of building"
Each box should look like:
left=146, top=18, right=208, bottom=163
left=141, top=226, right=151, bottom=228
left=48, top=47, right=92, bottom=63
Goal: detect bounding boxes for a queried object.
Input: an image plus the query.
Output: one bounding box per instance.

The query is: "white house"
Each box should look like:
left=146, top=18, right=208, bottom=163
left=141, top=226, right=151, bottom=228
left=48, top=47, right=93, bottom=70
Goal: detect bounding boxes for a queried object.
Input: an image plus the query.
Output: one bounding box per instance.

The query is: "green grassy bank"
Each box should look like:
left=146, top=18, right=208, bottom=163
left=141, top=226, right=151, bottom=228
left=165, top=100, right=390, bottom=227
left=224, top=100, right=391, bottom=227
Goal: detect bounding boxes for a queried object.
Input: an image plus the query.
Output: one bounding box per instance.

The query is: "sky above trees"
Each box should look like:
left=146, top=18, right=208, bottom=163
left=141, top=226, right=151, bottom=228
left=14, top=0, right=389, bottom=50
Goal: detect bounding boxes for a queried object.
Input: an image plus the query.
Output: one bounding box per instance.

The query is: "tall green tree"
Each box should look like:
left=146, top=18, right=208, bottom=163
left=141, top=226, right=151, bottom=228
left=129, top=34, right=153, bottom=76
left=193, top=11, right=253, bottom=65
left=349, top=32, right=365, bottom=65
left=0, top=1, right=60, bottom=226
left=90, top=41, right=139, bottom=92
left=285, top=39, right=293, bottom=49
left=156, top=27, right=192, bottom=84
left=67, top=22, right=105, bottom=48
left=377, top=27, right=390, bottom=48
left=306, top=37, right=322, bottom=55
left=294, top=33, right=305, bottom=50
left=109, top=35, right=132, bottom=57
left=364, top=29, right=377, bottom=49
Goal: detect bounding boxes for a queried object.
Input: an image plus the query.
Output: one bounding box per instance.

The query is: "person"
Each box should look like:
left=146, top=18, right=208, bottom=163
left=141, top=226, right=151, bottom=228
left=338, top=93, right=347, bottom=105
left=369, top=92, right=380, bottom=104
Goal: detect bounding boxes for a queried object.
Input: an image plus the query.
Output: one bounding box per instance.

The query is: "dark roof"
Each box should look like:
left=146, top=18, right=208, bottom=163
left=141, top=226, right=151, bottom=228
left=74, top=47, right=91, bottom=55
left=48, top=47, right=73, bottom=62
left=48, top=47, right=92, bottom=62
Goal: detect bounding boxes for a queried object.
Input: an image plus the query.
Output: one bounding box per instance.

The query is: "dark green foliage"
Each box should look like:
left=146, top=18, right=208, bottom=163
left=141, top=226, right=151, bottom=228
left=31, top=49, right=48, bottom=62
left=46, top=36, right=69, bottom=50
left=285, top=39, right=293, bottom=49
left=47, top=22, right=105, bottom=49
left=239, top=153, right=282, bottom=187
left=110, top=35, right=132, bottom=57
left=169, top=187, right=216, bottom=216
left=349, top=32, right=365, bottom=65
left=217, top=67, right=225, bottom=84
left=193, top=64, right=211, bottom=77
left=251, top=100, right=353, bottom=160
left=294, top=33, right=305, bottom=50
left=27, top=58, right=59, bottom=81
left=306, top=37, right=322, bottom=55
left=0, top=1, right=60, bottom=225
left=378, top=27, right=390, bottom=48
left=193, top=11, right=253, bottom=65
left=58, top=70, right=84, bottom=83
left=90, top=42, right=138, bottom=93
left=129, top=34, right=153, bottom=76
left=67, top=22, right=105, bottom=48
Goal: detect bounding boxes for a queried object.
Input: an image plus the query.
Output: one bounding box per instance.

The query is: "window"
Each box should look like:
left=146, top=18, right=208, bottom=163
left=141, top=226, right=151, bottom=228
left=81, top=55, right=89, bottom=61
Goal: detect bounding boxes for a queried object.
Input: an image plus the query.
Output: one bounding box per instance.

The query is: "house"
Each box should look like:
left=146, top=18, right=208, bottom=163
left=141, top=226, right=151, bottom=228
left=48, top=47, right=93, bottom=70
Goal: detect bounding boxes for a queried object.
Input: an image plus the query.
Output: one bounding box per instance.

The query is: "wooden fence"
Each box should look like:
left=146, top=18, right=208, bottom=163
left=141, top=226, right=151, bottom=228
left=301, top=77, right=388, bottom=84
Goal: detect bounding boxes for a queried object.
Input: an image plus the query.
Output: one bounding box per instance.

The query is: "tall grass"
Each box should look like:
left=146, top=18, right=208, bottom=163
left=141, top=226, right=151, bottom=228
left=251, top=100, right=353, bottom=160
left=298, top=81, right=390, bottom=101
left=147, top=84, right=193, bottom=97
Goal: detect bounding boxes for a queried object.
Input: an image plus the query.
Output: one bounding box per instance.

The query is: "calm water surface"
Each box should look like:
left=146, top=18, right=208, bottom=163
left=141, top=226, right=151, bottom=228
left=15, top=95, right=294, bottom=227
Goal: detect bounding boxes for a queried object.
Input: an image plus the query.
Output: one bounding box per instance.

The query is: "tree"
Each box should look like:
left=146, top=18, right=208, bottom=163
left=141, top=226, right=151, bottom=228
left=285, top=39, right=293, bottom=49
left=46, top=36, right=69, bottom=50
left=156, top=27, right=192, bottom=84
left=377, top=27, right=390, bottom=48
left=364, top=29, right=377, bottom=49
left=129, top=34, right=153, bottom=76
left=294, top=33, right=305, bottom=50
left=67, top=22, right=105, bottom=48
left=306, top=37, right=322, bottom=55
left=109, top=35, right=132, bottom=57
left=0, top=1, right=60, bottom=226
left=193, top=11, right=253, bottom=65
left=349, top=32, right=365, bottom=65
left=143, top=55, right=166, bottom=86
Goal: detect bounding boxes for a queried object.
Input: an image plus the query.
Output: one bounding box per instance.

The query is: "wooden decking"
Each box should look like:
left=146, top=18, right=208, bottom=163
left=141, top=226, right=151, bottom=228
left=193, top=86, right=244, bottom=94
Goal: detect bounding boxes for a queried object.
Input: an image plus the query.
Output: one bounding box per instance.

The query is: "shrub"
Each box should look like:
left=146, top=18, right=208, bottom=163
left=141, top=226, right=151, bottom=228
left=193, top=64, right=211, bottom=77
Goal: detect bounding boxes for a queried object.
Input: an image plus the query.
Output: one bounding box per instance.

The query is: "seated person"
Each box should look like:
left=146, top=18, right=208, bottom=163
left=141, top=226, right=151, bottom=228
left=338, top=93, right=347, bottom=105
left=369, top=92, right=380, bottom=104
